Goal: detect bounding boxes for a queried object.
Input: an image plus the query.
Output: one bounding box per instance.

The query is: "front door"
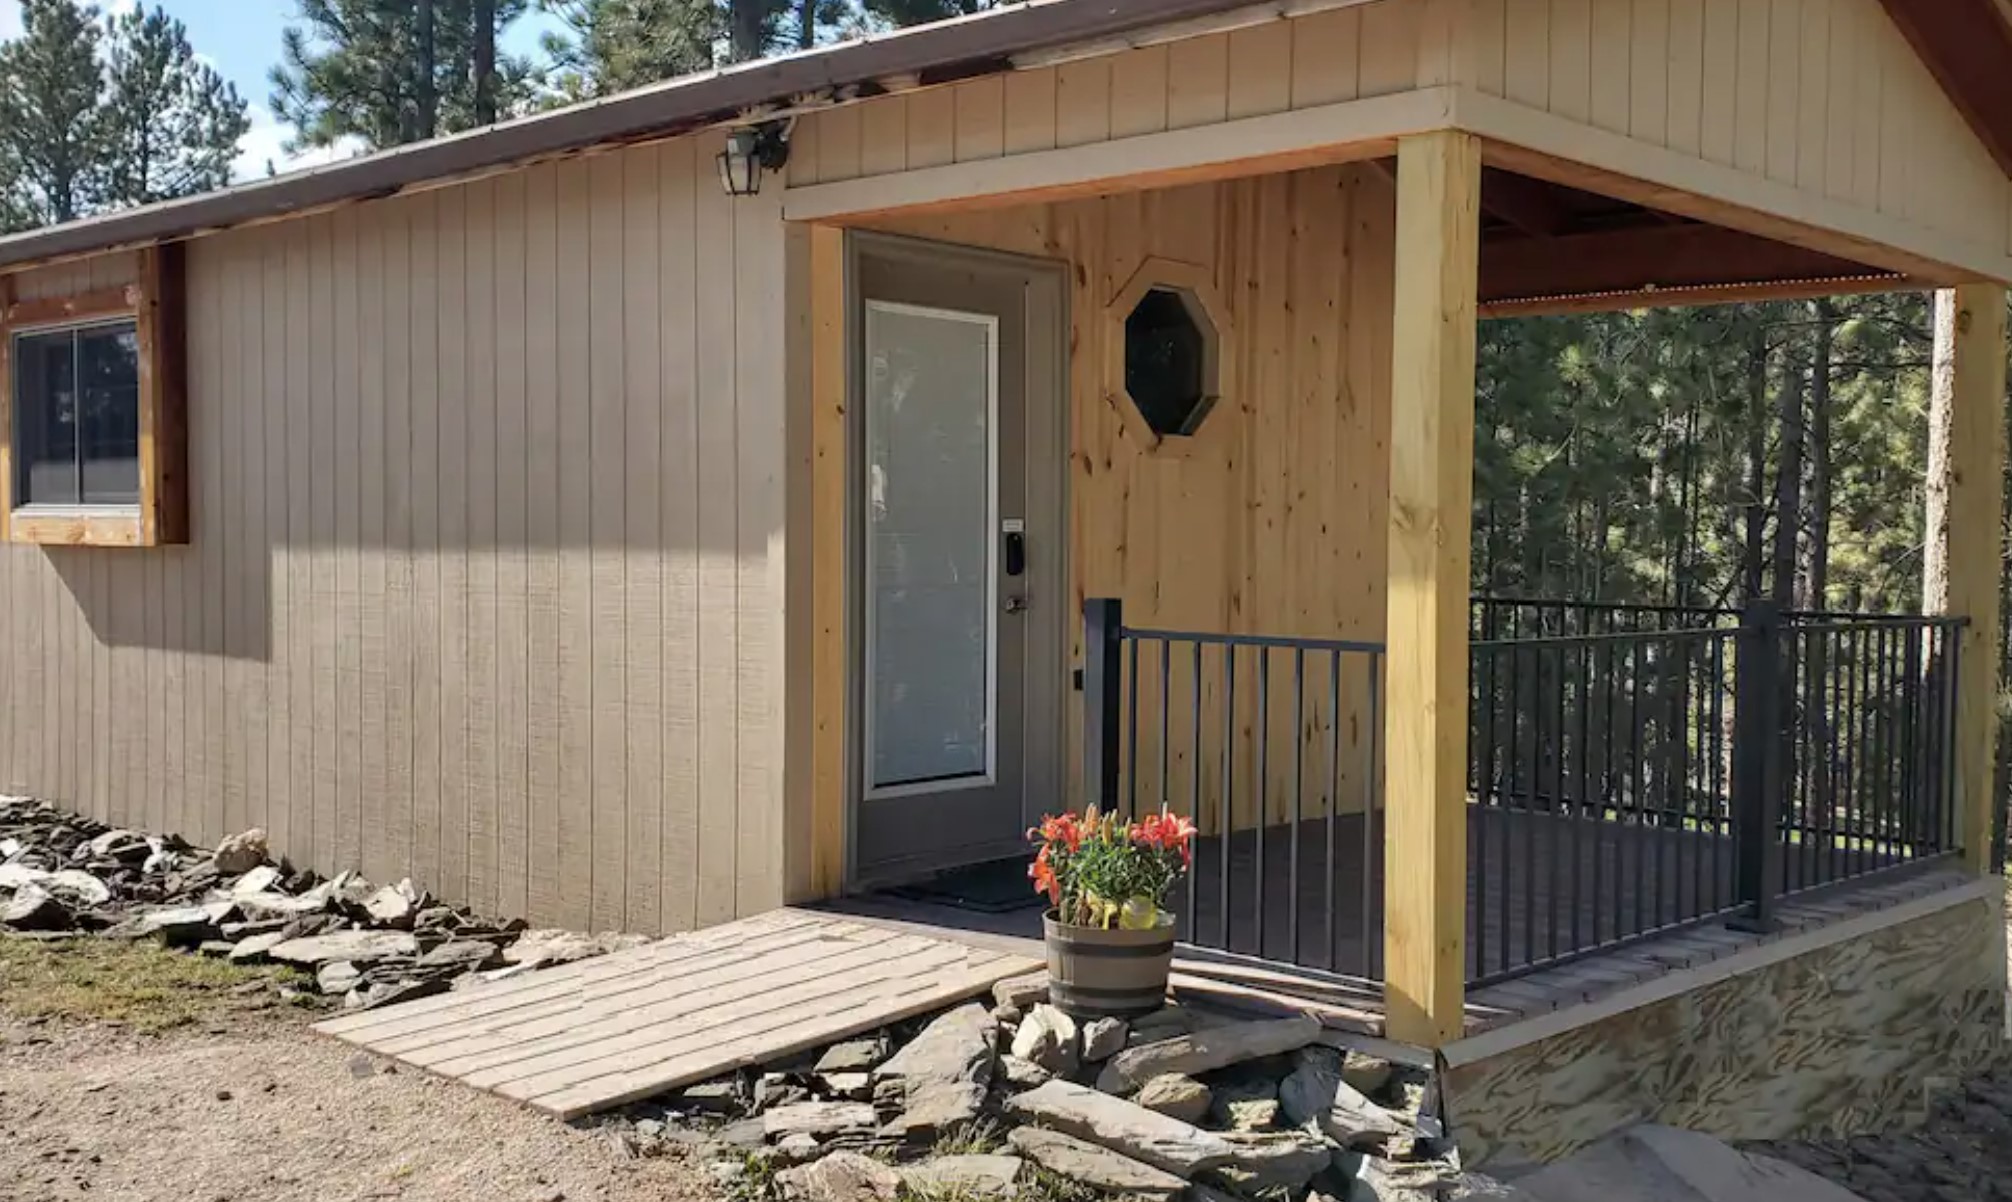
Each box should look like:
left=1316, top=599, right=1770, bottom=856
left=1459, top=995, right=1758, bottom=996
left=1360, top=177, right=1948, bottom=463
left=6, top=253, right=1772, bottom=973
left=850, top=234, right=1064, bottom=883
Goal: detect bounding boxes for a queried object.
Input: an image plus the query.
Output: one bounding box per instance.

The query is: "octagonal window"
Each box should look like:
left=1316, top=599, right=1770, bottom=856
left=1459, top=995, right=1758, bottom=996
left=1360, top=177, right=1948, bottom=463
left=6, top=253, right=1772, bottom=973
left=1123, top=285, right=1218, bottom=438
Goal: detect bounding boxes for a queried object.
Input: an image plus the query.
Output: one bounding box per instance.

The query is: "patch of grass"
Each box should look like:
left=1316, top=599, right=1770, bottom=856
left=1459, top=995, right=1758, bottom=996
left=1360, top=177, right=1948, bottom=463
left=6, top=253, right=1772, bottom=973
left=931, top=1117, right=1007, bottom=1157
left=724, top=1151, right=779, bottom=1202
left=1018, top=1166, right=1101, bottom=1202
left=0, top=935, right=292, bottom=1033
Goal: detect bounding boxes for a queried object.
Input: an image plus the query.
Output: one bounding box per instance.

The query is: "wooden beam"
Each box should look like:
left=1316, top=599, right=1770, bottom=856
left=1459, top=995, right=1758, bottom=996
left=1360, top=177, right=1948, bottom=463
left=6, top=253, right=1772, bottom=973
left=806, top=223, right=849, bottom=898
left=1479, top=170, right=1573, bottom=238
left=1940, top=283, right=2009, bottom=874
left=2, top=286, right=136, bottom=329
left=1878, top=0, right=2012, bottom=179
left=1383, top=128, right=1480, bottom=1048
left=1480, top=223, right=1883, bottom=308
left=1479, top=271, right=1915, bottom=319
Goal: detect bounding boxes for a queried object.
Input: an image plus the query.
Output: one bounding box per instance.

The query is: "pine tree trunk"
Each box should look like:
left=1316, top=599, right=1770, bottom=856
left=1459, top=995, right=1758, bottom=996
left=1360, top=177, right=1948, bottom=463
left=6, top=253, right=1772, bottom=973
left=417, top=0, right=438, bottom=140
left=474, top=0, right=497, bottom=126
left=1803, top=300, right=1834, bottom=612
left=798, top=0, right=817, bottom=49
left=1772, top=342, right=1806, bottom=608
left=1924, top=289, right=1958, bottom=614
left=1742, top=326, right=1769, bottom=602
left=730, top=0, right=767, bottom=62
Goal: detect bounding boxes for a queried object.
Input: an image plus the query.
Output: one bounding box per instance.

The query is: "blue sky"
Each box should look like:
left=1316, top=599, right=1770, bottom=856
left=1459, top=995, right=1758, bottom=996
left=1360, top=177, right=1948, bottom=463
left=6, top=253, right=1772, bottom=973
left=0, top=0, right=566, bottom=179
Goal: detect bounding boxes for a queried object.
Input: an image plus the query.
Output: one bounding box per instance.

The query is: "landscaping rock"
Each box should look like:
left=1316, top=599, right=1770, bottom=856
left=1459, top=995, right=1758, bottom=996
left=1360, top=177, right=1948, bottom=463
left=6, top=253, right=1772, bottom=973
left=112, top=901, right=234, bottom=946
left=901, top=1154, right=1023, bottom=1199
left=763, top=1101, right=879, bottom=1140
left=877, top=1003, right=994, bottom=1088
left=1280, top=1047, right=1405, bottom=1147
left=318, top=960, right=362, bottom=995
left=1134, top=1073, right=1212, bottom=1124
left=1209, top=1130, right=1332, bottom=1192
left=678, top=1080, right=742, bottom=1115
left=815, top=1036, right=889, bottom=1074
left=503, top=928, right=650, bottom=968
left=1006, top=1128, right=1185, bottom=1200
left=42, top=869, right=112, bottom=908
left=1, top=883, right=70, bottom=930
left=1211, top=1078, right=1281, bottom=1131
left=268, top=929, right=420, bottom=967
left=1005, top=1079, right=1235, bottom=1178
left=775, top=1150, right=902, bottom=1202
left=416, top=940, right=503, bottom=972
left=999, top=1055, right=1051, bottom=1089
left=1342, top=1052, right=1395, bottom=1098
left=364, top=881, right=422, bottom=928
left=992, top=972, right=1048, bottom=1010
left=774, top=1132, right=824, bottom=1164
left=211, top=828, right=268, bottom=874
left=1081, top=1016, right=1128, bottom=1061
left=230, top=865, right=284, bottom=897
left=1097, top=1014, right=1321, bottom=1094
left=817, top=1072, right=874, bottom=1101
left=881, top=1081, right=987, bottom=1140
left=1009, top=1003, right=1079, bottom=1075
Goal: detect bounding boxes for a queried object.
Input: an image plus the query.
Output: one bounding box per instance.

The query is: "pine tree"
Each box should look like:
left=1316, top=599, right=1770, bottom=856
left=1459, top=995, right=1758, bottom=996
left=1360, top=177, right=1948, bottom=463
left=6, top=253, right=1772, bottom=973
left=98, top=6, right=250, bottom=208
left=861, top=0, right=994, bottom=27
left=0, top=0, right=104, bottom=224
left=271, top=0, right=531, bottom=152
left=538, top=0, right=720, bottom=101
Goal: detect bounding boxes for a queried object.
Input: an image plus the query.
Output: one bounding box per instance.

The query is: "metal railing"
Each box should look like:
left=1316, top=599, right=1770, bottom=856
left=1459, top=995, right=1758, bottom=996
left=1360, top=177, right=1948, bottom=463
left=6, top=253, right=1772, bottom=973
left=1466, top=602, right=1963, bottom=984
left=1084, top=597, right=1964, bottom=992
left=1082, top=598, right=1386, bottom=981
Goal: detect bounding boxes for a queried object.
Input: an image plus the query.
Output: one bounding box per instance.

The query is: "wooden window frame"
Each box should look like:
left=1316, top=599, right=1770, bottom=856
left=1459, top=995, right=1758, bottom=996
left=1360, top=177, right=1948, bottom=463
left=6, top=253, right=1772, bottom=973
left=0, top=244, right=188, bottom=547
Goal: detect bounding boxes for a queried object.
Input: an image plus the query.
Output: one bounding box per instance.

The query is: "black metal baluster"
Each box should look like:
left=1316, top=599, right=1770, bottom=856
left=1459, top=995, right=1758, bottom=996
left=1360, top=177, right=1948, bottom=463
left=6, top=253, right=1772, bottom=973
left=1254, top=649, right=1270, bottom=958
left=1363, top=652, right=1381, bottom=981
left=1525, top=648, right=1543, bottom=968
left=1573, top=641, right=1588, bottom=955
left=1220, top=644, right=1235, bottom=950
left=1503, top=644, right=1521, bottom=975
left=1551, top=645, right=1566, bottom=961
left=1289, top=647, right=1304, bottom=965
left=1631, top=638, right=1647, bottom=938
left=1842, top=628, right=1861, bottom=882
left=1326, top=648, right=1340, bottom=974
left=1710, top=633, right=1726, bottom=909
left=1824, top=627, right=1845, bottom=886
left=1474, top=645, right=1491, bottom=978
left=1160, top=638, right=1171, bottom=819
left=1188, top=640, right=1201, bottom=937
left=1901, top=624, right=1920, bottom=859
left=1126, top=638, right=1141, bottom=821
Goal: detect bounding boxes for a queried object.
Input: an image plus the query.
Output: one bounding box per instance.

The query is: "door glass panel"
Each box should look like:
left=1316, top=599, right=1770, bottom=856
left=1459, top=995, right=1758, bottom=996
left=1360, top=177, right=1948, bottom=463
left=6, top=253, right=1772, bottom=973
left=865, top=300, right=997, bottom=793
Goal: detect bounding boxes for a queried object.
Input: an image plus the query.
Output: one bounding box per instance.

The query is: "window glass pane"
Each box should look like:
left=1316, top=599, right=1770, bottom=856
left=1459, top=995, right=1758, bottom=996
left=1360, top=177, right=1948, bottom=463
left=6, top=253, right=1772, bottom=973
left=13, top=329, right=79, bottom=506
left=865, top=302, right=995, bottom=791
left=77, top=323, right=140, bottom=506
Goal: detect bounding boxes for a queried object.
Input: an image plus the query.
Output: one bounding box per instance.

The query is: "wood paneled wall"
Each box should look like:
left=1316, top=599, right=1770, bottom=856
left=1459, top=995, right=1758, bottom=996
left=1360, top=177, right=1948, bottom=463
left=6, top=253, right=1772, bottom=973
left=0, top=132, right=792, bottom=937
left=790, top=0, right=1451, bottom=188
left=868, top=162, right=1397, bottom=828
left=1468, top=0, right=2012, bottom=263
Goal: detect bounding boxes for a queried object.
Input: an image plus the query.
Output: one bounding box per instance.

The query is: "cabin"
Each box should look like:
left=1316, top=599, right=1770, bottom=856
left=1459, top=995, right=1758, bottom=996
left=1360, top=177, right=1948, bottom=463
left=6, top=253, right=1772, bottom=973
left=1, top=0, right=2008, bottom=1165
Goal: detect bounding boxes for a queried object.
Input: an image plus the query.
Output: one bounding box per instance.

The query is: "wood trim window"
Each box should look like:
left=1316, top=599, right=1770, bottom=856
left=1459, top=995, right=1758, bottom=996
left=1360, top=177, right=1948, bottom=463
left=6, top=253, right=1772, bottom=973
left=0, top=245, right=188, bottom=547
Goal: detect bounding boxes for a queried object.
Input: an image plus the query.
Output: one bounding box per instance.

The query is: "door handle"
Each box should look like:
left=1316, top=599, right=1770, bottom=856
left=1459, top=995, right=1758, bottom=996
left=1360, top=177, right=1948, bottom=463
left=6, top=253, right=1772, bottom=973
left=1004, top=595, right=1029, bottom=614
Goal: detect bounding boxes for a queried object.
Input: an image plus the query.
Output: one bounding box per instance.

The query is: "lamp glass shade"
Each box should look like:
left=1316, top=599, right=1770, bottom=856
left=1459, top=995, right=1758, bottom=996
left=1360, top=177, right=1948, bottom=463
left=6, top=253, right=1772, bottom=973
left=718, top=130, right=764, bottom=196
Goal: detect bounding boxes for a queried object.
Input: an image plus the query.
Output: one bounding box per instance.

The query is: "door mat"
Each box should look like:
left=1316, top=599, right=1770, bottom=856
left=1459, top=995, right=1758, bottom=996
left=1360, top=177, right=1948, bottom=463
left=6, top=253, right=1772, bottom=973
left=888, top=857, right=1045, bottom=914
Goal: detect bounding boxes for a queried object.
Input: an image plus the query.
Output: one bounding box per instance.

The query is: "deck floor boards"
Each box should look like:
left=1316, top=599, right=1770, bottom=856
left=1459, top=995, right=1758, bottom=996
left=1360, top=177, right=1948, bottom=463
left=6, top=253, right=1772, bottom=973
left=314, top=909, right=1040, bottom=1118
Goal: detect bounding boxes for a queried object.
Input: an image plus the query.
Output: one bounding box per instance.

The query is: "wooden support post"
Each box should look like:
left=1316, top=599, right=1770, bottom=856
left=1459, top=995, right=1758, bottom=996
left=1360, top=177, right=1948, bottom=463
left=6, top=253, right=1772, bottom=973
left=1941, top=284, right=2009, bottom=875
left=1383, top=130, right=1481, bottom=1047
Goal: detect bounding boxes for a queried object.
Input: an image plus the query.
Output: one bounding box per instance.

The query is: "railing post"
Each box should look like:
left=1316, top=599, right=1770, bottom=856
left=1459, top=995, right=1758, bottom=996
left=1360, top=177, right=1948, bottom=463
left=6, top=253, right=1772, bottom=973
left=1083, top=597, right=1124, bottom=810
left=1730, top=599, right=1783, bottom=932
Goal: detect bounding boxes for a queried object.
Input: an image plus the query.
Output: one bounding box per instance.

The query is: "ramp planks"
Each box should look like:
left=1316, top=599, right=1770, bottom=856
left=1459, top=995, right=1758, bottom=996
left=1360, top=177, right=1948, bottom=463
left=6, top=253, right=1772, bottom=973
left=314, top=908, right=1040, bottom=1118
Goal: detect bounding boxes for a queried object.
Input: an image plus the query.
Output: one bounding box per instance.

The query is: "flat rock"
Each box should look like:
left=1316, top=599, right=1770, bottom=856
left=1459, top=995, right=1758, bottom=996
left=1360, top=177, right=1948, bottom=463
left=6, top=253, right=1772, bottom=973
left=999, top=1055, right=1051, bottom=1089
left=1517, top=1125, right=1870, bottom=1202
left=815, top=1035, right=890, bottom=1074
left=992, top=972, right=1048, bottom=1010
left=1005, top=1078, right=1235, bottom=1178
left=901, top=1154, right=1024, bottom=1198
left=1, top=884, right=70, bottom=930
left=230, top=865, right=284, bottom=897
left=416, top=940, right=503, bottom=972
left=502, top=928, right=650, bottom=967
left=1280, top=1047, right=1404, bottom=1148
left=881, top=1080, right=986, bottom=1139
left=1097, top=1014, right=1320, bottom=1094
left=268, top=929, right=420, bottom=967
left=112, top=902, right=234, bottom=946
left=817, top=1071, right=874, bottom=1101
left=0, top=863, right=48, bottom=891
left=318, top=960, right=363, bottom=995
left=228, top=931, right=287, bottom=963
left=1009, top=1003, right=1079, bottom=1075
left=762, top=1101, right=879, bottom=1140
left=877, top=1003, right=994, bottom=1088
left=41, top=869, right=112, bottom=908
left=1081, top=1016, right=1128, bottom=1061
left=1208, top=1131, right=1332, bottom=1192
left=233, top=890, right=333, bottom=921
left=1211, top=1078, right=1281, bottom=1131
left=1343, top=1051, right=1394, bottom=1097
left=1134, top=1073, right=1212, bottom=1124
left=776, top=1150, right=902, bottom=1202
left=1006, top=1127, right=1185, bottom=1200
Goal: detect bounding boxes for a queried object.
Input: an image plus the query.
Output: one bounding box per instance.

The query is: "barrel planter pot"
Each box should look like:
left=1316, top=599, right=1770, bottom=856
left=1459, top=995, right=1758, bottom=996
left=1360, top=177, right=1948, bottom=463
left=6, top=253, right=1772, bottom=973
left=1042, top=910, right=1176, bottom=1019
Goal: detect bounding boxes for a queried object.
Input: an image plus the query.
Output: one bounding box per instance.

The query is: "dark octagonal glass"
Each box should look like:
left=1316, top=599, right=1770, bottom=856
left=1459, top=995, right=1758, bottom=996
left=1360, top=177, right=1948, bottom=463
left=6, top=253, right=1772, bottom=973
left=1123, top=286, right=1214, bottom=437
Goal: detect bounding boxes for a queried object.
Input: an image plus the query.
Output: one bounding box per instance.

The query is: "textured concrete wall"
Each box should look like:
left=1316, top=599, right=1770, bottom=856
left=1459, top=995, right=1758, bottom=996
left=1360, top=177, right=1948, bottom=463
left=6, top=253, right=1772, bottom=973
left=1441, top=887, right=2008, bottom=1171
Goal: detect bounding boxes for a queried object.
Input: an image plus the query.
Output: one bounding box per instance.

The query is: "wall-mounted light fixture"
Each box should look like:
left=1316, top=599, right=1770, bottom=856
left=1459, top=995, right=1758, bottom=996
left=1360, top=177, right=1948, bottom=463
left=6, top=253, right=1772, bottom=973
left=717, top=121, right=793, bottom=197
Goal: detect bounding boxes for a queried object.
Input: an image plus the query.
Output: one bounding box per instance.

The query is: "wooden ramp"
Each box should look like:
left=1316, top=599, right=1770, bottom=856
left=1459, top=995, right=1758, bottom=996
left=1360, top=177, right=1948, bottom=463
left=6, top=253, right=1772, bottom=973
left=314, top=908, right=1040, bottom=1119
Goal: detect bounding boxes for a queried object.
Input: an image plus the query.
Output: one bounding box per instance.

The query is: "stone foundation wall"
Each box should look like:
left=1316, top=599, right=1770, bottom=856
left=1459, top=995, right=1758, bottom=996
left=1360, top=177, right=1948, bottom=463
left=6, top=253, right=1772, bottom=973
left=1439, top=884, right=2009, bottom=1171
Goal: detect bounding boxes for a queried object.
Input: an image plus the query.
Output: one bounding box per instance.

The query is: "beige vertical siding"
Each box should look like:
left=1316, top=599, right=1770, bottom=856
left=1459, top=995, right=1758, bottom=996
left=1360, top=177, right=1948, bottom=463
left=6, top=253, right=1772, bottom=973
left=788, top=0, right=1442, bottom=188
left=0, top=132, right=790, bottom=935
left=1468, top=0, right=2012, bottom=261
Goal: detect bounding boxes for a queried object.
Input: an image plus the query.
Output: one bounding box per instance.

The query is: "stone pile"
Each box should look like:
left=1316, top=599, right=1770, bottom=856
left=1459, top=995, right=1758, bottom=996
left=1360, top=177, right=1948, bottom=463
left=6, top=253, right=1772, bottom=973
left=599, top=972, right=1483, bottom=1202
left=0, top=796, right=645, bottom=1011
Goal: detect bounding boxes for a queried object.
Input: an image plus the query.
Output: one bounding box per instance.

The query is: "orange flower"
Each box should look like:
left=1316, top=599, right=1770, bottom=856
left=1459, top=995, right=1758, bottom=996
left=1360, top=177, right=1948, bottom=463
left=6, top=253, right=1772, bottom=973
left=1028, top=844, right=1061, bottom=905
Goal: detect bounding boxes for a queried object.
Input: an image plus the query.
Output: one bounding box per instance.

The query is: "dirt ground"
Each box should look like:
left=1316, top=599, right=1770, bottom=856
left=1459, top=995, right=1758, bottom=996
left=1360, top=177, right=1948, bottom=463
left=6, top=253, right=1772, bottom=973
left=0, top=962, right=708, bottom=1202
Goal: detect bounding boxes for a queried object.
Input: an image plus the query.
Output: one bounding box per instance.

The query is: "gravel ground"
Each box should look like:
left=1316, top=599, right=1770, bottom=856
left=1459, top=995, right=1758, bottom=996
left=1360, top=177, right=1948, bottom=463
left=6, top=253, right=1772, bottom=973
left=1754, top=1073, right=2012, bottom=1202
left=0, top=1014, right=710, bottom=1202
